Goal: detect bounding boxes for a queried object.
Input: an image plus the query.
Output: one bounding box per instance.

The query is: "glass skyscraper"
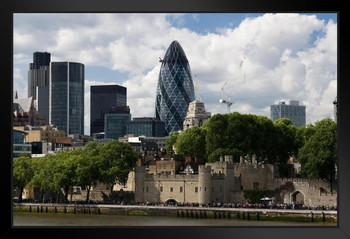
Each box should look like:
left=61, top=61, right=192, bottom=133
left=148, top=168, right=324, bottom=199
left=270, top=100, right=306, bottom=127
left=49, top=62, right=84, bottom=135
left=155, top=40, right=195, bottom=134
left=90, top=85, right=127, bottom=135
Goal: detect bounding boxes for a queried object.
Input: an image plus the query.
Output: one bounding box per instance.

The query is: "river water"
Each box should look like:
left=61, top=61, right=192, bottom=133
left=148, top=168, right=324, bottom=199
left=13, top=212, right=336, bottom=227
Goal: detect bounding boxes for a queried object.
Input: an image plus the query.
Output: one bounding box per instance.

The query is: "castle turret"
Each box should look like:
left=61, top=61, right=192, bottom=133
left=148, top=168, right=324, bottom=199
left=134, top=166, right=145, bottom=203
left=198, top=165, right=212, bottom=205
left=223, top=155, right=235, bottom=202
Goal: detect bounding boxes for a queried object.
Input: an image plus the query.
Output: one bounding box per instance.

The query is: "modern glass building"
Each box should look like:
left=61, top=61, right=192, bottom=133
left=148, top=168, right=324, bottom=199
left=270, top=100, right=306, bottom=127
left=104, top=106, right=131, bottom=140
left=155, top=40, right=195, bottom=134
left=127, top=117, right=166, bottom=137
left=90, top=85, right=127, bottom=135
left=49, top=62, right=84, bottom=135
left=13, top=130, right=32, bottom=158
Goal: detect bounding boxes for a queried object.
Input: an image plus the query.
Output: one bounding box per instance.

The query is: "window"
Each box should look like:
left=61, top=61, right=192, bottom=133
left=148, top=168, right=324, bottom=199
left=170, top=187, right=173, bottom=192
left=160, top=186, right=163, bottom=192
left=195, top=187, right=198, bottom=193
left=146, top=186, right=149, bottom=192
left=180, top=186, right=183, bottom=192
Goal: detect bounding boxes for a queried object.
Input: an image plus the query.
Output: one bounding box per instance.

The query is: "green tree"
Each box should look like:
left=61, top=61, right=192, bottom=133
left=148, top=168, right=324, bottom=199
left=298, top=118, right=337, bottom=192
left=13, top=154, right=33, bottom=201
left=273, top=118, right=297, bottom=164
left=254, top=115, right=278, bottom=163
left=295, top=123, right=316, bottom=156
left=204, top=113, right=230, bottom=158
left=29, top=154, right=57, bottom=202
left=165, top=131, right=180, bottom=154
left=174, top=127, right=207, bottom=162
left=77, top=141, right=103, bottom=203
left=99, top=140, right=138, bottom=196
left=51, top=150, right=80, bottom=202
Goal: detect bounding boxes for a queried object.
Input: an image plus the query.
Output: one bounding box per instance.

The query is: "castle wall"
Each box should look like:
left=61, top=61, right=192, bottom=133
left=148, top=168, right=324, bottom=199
left=234, top=164, right=277, bottom=190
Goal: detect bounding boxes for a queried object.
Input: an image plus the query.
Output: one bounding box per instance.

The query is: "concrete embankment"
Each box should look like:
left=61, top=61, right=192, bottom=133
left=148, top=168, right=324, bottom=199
left=13, top=203, right=337, bottom=223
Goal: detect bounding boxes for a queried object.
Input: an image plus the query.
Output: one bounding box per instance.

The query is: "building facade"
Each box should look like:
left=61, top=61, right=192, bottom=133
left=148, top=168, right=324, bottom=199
left=104, top=107, right=131, bottom=140
left=90, top=85, right=127, bottom=135
left=155, top=40, right=195, bottom=134
left=49, top=62, right=84, bottom=135
left=127, top=117, right=166, bottom=137
left=133, top=158, right=243, bottom=204
left=28, top=52, right=51, bottom=100
left=28, top=52, right=51, bottom=125
left=13, top=125, right=65, bottom=143
left=183, top=100, right=211, bottom=130
left=13, top=129, right=32, bottom=158
left=270, top=100, right=306, bottom=127
left=13, top=96, right=46, bottom=127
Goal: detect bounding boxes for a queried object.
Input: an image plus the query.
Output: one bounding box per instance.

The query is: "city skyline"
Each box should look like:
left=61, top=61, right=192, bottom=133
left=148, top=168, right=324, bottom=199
left=13, top=13, right=337, bottom=135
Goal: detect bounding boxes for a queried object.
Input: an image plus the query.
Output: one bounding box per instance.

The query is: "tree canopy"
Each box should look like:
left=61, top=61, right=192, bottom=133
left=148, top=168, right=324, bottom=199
left=297, top=118, right=337, bottom=191
left=13, top=140, right=138, bottom=202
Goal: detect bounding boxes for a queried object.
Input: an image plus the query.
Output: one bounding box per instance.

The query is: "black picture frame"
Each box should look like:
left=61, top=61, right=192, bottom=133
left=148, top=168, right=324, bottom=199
left=2, top=0, right=350, bottom=238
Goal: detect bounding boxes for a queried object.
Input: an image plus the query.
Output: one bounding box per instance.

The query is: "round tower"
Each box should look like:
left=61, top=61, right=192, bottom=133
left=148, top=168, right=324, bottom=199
left=198, top=165, right=212, bottom=205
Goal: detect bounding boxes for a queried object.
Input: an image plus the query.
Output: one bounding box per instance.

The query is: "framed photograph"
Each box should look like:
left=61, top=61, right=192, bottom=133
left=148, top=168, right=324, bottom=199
left=4, top=0, right=350, bottom=238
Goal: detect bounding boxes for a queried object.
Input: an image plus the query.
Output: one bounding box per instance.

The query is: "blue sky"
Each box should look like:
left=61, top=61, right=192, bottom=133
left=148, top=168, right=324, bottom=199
left=13, top=13, right=337, bottom=135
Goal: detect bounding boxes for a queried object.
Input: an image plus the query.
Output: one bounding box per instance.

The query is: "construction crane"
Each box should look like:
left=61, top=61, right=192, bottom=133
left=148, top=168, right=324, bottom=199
left=219, top=82, right=233, bottom=113
left=219, top=57, right=245, bottom=113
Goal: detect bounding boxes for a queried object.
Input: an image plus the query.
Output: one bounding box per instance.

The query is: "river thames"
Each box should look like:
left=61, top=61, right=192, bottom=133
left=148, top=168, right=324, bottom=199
left=13, top=212, right=336, bottom=227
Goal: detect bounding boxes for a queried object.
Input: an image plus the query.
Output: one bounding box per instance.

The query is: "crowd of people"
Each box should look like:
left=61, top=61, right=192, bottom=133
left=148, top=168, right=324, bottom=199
left=129, top=201, right=337, bottom=211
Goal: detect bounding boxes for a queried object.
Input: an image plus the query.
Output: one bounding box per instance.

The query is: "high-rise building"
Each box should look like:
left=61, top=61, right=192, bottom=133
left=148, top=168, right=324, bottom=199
left=49, top=62, right=84, bottom=135
left=155, top=40, right=195, bottom=134
left=183, top=100, right=211, bottom=130
left=127, top=117, right=166, bottom=137
left=28, top=52, right=51, bottom=124
left=104, top=106, right=131, bottom=140
left=28, top=52, right=51, bottom=100
left=90, top=85, right=127, bottom=135
left=270, top=100, right=306, bottom=127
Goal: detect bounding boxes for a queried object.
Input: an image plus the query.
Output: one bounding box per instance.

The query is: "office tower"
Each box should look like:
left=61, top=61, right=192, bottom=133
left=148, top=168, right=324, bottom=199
left=28, top=52, right=51, bottom=124
left=104, top=106, right=131, bottom=140
left=270, top=100, right=306, bottom=127
left=90, top=85, right=127, bottom=135
left=155, top=40, right=195, bottom=134
left=35, top=85, right=49, bottom=124
left=49, top=62, right=84, bottom=135
left=127, top=117, right=166, bottom=137
left=28, top=52, right=51, bottom=100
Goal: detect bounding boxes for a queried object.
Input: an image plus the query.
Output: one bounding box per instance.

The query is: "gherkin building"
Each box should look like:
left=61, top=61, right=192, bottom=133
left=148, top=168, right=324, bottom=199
left=155, top=40, right=195, bottom=134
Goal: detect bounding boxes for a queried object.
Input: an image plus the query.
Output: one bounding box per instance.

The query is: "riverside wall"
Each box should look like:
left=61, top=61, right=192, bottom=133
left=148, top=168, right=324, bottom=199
left=13, top=203, right=337, bottom=222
